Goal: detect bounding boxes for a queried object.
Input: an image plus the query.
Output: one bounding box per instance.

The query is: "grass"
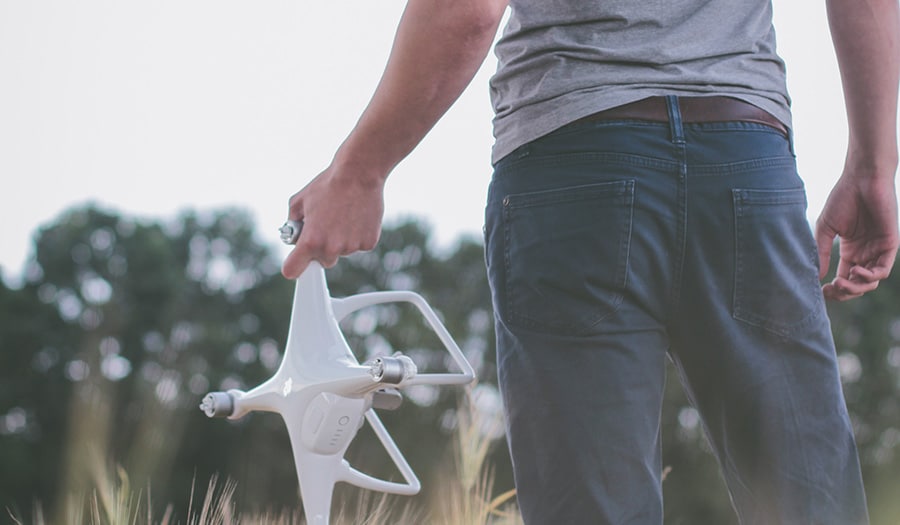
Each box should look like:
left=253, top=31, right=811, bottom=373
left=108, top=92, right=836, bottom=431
left=9, top=388, right=519, bottom=525
left=11, top=381, right=900, bottom=524
left=429, top=390, right=518, bottom=525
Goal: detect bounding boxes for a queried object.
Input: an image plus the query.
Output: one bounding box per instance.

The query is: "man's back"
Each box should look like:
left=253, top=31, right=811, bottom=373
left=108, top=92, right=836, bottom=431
left=490, top=0, right=791, bottom=162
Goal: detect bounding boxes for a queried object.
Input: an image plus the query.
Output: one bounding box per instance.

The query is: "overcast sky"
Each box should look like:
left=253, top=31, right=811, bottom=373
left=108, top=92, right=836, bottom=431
left=1, top=0, right=897, bottom=285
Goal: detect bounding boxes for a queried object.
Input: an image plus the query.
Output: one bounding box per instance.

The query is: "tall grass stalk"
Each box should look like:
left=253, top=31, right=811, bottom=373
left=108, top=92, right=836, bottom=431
left=14, top=388, right=519, bottom=524
left=428, top=389, right=519, bottom=525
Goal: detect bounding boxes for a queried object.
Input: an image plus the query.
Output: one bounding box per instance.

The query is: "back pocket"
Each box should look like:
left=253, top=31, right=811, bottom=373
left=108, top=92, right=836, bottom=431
left=502, top=180, right=634, bottom=335
left=732, top=188, right=822, bottom=338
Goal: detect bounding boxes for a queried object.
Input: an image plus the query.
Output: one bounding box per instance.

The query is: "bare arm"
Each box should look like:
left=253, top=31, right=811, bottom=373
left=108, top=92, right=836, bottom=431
left=282, top=0, right=508, bottom=278
left=816, top=0, right=900, bottom=300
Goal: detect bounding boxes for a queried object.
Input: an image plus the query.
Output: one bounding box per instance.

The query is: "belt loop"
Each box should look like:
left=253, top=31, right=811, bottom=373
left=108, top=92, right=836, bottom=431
left=665, top=95, right=685, bottom=145
left=787, top=125, right=796, bottom=156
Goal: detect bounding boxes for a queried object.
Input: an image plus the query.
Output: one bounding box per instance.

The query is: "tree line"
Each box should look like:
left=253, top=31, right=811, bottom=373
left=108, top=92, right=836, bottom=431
left=1, top=204, right=898, bottom=523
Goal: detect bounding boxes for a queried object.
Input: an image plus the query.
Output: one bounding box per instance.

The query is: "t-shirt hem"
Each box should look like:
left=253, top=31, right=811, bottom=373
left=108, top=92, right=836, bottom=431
left=490, top=88, right=792, bottom=164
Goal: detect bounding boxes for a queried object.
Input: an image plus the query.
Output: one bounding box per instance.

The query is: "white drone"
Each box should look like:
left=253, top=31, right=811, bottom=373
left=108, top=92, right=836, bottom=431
left=200, top=220, right=475, bottom=524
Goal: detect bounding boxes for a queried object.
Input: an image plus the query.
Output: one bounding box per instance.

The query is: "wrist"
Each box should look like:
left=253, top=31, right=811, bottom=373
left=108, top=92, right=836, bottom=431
left=329, top=149, right=391, bottom=190
left=332, top=114, right=421, bottom=185
left=844, top=147, right=899, bottom=181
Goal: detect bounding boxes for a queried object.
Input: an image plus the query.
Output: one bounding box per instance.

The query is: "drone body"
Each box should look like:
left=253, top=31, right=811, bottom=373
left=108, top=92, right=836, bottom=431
left=201, top=262, right=475, bottom=524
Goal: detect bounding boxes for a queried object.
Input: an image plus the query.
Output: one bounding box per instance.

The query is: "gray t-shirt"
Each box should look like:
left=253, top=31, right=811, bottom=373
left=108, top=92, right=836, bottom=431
left=489, top=0, right=792, bottom=163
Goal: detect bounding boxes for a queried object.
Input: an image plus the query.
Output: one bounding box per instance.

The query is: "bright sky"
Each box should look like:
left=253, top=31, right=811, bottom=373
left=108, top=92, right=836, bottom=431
left=1, top=0, right=897, bottom=285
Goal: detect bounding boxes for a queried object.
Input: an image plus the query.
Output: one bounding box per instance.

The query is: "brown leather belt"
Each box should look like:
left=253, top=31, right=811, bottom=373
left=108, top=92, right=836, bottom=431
left=576, top=96, right=789, bottom=136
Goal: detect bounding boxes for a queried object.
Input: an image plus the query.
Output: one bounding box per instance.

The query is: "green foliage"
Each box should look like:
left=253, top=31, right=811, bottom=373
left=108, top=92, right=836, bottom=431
left=1, top=205, right=295, bottom=520
left=0, top=205, right=508, bottom=522
left=825, top=254, right=900, bottom=525
left=1, top=204, right=898, bottom=524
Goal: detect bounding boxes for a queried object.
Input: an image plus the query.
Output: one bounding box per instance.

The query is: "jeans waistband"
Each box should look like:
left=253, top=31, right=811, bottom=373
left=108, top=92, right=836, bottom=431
left=574, top=96, right=789, bottom=138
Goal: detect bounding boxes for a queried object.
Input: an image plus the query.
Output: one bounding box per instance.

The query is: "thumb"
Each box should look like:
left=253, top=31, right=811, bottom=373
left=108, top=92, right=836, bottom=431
left=814, top=218, right=836, bottom=281
left=282, top=245, right=314, bottom=280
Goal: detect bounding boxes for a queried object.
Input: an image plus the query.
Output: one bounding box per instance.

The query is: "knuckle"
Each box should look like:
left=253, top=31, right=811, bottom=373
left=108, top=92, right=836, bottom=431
left=288, top=193, right=304, bottom=213
left=297, top=235, right=324, bottom=254
left=361, top=232, right=380, bottom=251
left=316, top=238, right=346, bottom=261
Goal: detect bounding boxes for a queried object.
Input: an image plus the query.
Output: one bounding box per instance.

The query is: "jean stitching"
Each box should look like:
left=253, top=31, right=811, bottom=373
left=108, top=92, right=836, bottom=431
left=546, top=119, right=668, bottom=139
left=690, top=157, right=796, bottom=176
left=502, top=198, right=513, bottom=330
left=493, top=151, right=678, bottom=176
left=732, top=189, right=821, bottom=339
left=686, top=121, right=788, bottom=135
left=670, top=133, right=688, bottom=312
left=619, top=180, right=635, bottom=298
left=505, top=181, right=631, bottom=209
left=500, top=182, right=634, bottom=334
left=668, top=94, right=690, bottom=353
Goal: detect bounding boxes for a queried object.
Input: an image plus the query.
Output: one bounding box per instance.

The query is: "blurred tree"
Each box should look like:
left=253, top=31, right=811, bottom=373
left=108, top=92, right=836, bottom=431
left=825, top=255, right=900, bottom=525
left=0, top=205, right=508, bottom=521
left=0, top=205, right=295, bottom=520
left=0, top=264, right=70, bottom=517
left=1, top=205, right=897, bottom=524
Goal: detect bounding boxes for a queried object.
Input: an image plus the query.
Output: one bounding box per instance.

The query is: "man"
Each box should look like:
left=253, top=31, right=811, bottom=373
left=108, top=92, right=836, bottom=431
left=281, top=0, right=899, bottom=523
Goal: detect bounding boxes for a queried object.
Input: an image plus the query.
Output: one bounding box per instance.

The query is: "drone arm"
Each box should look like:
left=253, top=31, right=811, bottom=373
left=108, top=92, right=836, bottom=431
left=332, top=291, right=398, bottom=321
left=332, top=291, right=475, bottom=385
left=339, top=465, right=419, bottom=496
left=336, top=409, right=421, bottom=496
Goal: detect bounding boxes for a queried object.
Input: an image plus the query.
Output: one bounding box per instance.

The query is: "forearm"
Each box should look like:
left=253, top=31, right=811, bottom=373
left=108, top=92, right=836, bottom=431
left=332, top=0, right=507, bottom=183
left=827, top=0, right=900, bottom=175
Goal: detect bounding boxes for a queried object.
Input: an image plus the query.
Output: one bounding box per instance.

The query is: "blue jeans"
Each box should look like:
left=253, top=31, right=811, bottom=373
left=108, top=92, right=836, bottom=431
left=483, top=96, right=867, bottom=524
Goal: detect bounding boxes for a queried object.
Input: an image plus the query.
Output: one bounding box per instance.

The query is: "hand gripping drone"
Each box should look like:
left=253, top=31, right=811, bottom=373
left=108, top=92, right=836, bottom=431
left=199, top=220, right=475, bottom=524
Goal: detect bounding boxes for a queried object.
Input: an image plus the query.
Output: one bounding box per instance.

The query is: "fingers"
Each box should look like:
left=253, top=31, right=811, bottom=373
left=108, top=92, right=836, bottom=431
left=823, top=275, right=879, bottom=301
left=281, top=247, right=313, bottom=280
left=280, top=230, right=341, bottom=280
left=815, top=210, right=898, bottom=300
left=280, top=169, right=386, bottom=279
left=280, top=221, right=380, bottom=279
left=822, top=251, right=895, bottom=301
left=287, top=191, right=304, bottom=221
left=281, top=243, right=340, bottom=279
